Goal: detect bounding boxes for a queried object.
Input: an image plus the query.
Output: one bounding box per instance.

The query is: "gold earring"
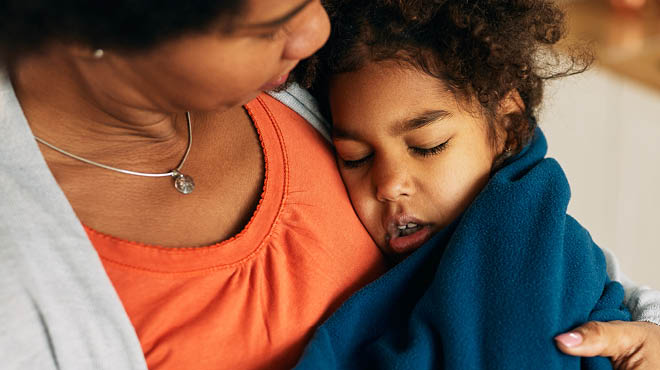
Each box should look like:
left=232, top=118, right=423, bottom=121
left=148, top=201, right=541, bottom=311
left=93, top=49, right=105, bottom=59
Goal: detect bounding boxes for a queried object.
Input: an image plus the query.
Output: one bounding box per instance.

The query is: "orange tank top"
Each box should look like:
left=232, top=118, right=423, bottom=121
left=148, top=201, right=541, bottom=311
left=87, top=94, right=386, bottom=369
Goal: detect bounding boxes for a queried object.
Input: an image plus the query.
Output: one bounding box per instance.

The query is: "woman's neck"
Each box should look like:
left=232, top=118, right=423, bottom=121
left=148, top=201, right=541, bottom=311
left=8, top=49, right=267, bottom=247
left=10, top=48, right=194, bottom=172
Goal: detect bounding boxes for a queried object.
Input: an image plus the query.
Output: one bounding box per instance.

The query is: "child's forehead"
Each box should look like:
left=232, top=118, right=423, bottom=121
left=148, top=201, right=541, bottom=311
left=330, top=61, right=451, bottom=95
left=328, top=61, right=462, bottom=112
left=327, top=61, right=487, bottom=138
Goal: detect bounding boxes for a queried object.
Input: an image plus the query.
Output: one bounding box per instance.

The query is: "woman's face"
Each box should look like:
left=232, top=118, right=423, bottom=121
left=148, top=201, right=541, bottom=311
left=330, top=62, right=502, bottom=258
left=99, top=0, right=330, bottom=112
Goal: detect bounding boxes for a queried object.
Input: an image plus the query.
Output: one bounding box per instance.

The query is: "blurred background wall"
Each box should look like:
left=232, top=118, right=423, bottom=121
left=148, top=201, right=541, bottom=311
left=541, top=0, right=660, bottom=287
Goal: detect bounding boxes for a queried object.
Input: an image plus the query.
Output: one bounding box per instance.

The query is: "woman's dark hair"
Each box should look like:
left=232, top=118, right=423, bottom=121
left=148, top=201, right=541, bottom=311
left=294, top=0, right=591, bottom=158
left=0, top=1, right=244, bottom=62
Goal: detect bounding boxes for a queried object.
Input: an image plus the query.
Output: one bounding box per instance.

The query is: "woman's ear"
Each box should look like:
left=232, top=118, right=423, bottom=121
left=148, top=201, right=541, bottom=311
left=66, top=43, right=107, bottom=61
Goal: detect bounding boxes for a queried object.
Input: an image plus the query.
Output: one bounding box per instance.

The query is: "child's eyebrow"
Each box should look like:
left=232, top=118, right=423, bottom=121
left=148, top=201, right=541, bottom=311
left=389, top=109, right=451, bottom=136
left=332, top=110, right=451, bottom=140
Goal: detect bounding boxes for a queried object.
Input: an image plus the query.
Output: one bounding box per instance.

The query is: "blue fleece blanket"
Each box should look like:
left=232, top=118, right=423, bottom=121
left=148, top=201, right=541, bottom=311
left=295, top=129, right=630, bottom=370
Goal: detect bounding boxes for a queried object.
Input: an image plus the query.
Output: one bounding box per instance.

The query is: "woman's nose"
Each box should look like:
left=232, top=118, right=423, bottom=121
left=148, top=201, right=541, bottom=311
left=282, top=1, right=331, bottom=61
left=374, top=159, right=414, bottom=202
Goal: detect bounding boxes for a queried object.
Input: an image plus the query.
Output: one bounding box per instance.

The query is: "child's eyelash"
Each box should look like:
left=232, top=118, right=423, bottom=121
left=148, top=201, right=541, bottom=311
left=342, top=153, right=373, bottom=169
left=409, top=140, right=450, bottom=157
left=341, top=140, right=450, bottom=169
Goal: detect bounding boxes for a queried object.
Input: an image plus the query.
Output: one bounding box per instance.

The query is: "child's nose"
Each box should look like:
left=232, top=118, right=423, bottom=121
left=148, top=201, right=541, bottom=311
left=282, top=1, right=331, bottom=61
left=373, top=160, right=413, bottom=202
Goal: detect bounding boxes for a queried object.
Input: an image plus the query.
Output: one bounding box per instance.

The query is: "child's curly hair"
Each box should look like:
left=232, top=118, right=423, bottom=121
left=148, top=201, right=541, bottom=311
left=294, top=0, right=591, bottom=158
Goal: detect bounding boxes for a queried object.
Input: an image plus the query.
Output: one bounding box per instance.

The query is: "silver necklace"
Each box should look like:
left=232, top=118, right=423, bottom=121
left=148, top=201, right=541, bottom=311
left=33, top=112, right=196, bottom=195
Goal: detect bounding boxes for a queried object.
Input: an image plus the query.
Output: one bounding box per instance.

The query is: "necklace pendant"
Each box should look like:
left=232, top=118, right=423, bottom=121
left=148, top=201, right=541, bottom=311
left=172, top=170, right=195, bottom=194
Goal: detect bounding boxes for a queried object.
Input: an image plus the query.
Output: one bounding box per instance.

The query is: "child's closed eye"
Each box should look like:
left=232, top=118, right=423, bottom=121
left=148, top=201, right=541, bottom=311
left=409, top=139, right=450, bottom=157
left=341, top=153, right=374, bottom=169
left=339, top=139, right=450, bottom=169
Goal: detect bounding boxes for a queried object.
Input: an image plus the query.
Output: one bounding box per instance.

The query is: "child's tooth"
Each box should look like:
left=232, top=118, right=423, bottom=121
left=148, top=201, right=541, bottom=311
left=398, top=225, right=407, bottom=230
left=407, top=223, right=417, bottom=228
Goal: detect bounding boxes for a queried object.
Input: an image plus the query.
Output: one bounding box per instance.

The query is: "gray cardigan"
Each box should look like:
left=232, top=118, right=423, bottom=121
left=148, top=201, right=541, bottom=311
left=1, top=71, right=658, bottom=370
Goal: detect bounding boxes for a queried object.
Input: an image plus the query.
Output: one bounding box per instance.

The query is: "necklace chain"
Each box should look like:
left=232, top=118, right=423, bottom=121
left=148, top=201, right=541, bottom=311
left=33, top=111, right=196, bottom=194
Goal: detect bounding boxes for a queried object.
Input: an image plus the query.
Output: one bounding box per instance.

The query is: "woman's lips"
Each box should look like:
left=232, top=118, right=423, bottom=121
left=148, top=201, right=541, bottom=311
left=387, top=225, right=433, bottom=254
left=260, top=71, right=291, bottom=91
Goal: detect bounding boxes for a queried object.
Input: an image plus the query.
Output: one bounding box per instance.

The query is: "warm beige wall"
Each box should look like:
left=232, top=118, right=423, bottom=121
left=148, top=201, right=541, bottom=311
left=540, top=67, right=660, bottom=288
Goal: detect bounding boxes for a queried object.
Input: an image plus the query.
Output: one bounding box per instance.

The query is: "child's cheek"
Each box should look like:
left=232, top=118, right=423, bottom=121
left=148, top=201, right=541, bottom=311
left=342, top=174, right=386, bottom=248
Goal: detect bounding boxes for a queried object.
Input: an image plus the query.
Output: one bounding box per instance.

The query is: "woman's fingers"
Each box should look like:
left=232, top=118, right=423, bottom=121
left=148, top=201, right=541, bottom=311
left=555, top=321, right=660, bottom=369
left=555, top=321, right=638, bottom=357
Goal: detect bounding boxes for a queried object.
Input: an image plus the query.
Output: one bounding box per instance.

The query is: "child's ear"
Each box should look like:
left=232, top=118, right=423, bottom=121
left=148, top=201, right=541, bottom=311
left=494, top=90, right=526, bottom=156
left=497, top=90, right=525, bottom=117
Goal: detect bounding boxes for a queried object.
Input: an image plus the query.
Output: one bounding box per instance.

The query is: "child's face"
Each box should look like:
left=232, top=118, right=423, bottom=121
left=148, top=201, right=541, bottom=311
left=330, top=62, right=502, bottom=257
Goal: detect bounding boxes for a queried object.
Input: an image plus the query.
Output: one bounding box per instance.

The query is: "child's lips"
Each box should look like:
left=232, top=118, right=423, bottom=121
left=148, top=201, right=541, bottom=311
left=387, top=225, right=433, bottom=254
left=386, top=220, right=433, bottom=254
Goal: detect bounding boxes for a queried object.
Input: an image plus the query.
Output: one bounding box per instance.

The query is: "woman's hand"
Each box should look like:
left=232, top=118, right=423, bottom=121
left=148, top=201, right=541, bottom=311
left=555, top=321, right=660, bottom=369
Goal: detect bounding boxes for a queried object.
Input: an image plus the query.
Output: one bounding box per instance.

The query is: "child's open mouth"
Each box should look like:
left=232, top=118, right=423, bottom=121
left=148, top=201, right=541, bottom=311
left=398, top=222, right=422, bottom=236
left=387, top=223, right=433, bottom=254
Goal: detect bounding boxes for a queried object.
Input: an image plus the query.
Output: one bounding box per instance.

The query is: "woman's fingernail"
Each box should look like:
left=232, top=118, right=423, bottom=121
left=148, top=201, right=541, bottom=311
left=555, top=332, right=583, bottom=348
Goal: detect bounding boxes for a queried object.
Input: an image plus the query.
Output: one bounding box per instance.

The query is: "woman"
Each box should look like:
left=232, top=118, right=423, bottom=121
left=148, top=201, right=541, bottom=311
left=0, top=1, right=658, bottom=369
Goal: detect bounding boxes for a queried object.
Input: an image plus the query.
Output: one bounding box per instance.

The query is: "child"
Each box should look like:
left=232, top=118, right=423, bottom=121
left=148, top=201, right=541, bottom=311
left=292, top=0, right=630, bottom=368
